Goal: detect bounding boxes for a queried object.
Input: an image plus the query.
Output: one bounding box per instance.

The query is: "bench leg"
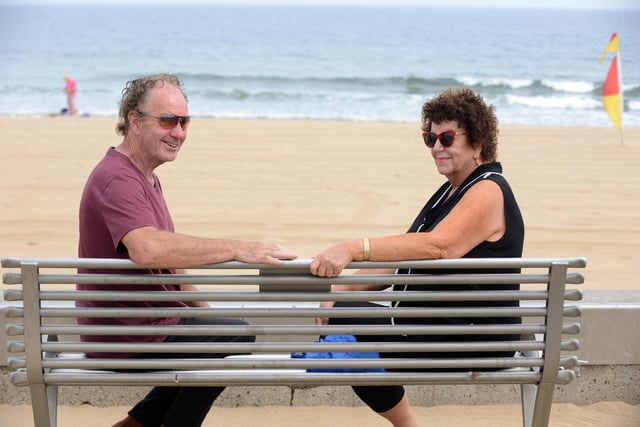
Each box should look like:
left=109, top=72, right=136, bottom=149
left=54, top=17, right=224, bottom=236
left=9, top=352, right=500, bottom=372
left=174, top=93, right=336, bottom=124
left=521, top=382, right=555, bottom=427
left=531, top=382, right=555, bottom=427
left=520, top=383, right=537, bottom=427
left=47, top=384, right=59, bottom=427
left=28, top=382, right=57, bottom=427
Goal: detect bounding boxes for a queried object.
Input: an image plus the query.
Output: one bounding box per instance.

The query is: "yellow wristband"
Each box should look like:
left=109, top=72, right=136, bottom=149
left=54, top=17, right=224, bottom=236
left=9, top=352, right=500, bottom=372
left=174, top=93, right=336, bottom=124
left=362, top=238, right=370, bottom=261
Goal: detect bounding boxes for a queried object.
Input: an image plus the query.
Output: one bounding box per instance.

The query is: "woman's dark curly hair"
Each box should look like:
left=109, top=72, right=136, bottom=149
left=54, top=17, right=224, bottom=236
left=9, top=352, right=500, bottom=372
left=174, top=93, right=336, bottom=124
left=421, top=87, right=498, bottom=163
left=116, top=73, right=188, bottom=136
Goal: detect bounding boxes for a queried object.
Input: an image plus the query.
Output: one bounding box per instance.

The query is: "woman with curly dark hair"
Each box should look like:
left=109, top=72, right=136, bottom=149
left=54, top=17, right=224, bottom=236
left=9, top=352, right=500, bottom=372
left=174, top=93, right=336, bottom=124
left=310, top=87, right=524, bottom=426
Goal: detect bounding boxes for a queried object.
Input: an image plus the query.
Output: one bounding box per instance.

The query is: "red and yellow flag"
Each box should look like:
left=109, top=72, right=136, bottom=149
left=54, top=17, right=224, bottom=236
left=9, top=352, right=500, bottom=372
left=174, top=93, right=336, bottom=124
left=598, top=32, right=619, bottom=64
left=598, top=33, right=622, bottom=130
left=602, top=56, right=621, bottom=129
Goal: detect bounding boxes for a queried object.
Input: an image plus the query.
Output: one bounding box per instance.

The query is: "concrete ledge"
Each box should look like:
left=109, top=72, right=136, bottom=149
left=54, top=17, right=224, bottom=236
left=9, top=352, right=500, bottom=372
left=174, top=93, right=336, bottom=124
left=578, top=290, right=640, bottom=365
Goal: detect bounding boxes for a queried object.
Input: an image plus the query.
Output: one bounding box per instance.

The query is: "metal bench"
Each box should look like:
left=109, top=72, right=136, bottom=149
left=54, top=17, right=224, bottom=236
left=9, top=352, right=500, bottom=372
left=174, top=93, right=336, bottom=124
left=2, top=256, right=586, bottom=427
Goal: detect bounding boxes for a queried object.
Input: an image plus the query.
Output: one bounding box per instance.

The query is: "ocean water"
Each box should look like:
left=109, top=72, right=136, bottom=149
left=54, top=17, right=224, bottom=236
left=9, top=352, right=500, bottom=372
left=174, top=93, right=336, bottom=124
left=0, top=4, right=639, bottom=127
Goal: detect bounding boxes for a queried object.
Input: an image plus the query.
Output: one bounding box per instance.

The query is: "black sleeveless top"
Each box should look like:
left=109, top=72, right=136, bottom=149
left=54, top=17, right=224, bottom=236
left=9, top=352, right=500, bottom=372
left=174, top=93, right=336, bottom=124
left=393, top=162, right=525, bottom=329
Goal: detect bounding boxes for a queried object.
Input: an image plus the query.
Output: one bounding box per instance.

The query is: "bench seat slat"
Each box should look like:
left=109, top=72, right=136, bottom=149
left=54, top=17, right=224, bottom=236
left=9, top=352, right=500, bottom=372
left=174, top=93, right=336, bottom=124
left=13, top=370, right=573, bottom=387
left=7, top=354, right=578, bottom=371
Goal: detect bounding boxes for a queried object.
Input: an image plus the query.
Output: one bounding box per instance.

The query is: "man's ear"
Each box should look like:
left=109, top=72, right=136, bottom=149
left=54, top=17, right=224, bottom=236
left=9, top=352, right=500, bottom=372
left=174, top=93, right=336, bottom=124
left=128, top=110, right=142, bottom=134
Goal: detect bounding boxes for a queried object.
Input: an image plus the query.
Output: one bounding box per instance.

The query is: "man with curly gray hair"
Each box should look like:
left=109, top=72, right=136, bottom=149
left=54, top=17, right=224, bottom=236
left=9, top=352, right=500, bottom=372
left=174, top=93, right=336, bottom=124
left=77, top=73, right=297, bottom=427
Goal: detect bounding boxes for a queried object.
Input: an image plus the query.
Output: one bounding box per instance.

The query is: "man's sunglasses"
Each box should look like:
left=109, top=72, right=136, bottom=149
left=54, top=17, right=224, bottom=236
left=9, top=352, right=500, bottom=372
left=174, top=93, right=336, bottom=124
left=137, top=110, right=191, bottom=130
left=422, top=130, right=466, bottom=148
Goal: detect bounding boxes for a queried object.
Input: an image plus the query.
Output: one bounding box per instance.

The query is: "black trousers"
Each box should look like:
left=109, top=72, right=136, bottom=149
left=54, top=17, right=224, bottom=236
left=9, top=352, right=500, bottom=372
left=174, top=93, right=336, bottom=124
left=127, top=317, right=255, bottom=427
left=329, top=301, right=519, bottom=413
left=328, top=302, right=405, bottom=413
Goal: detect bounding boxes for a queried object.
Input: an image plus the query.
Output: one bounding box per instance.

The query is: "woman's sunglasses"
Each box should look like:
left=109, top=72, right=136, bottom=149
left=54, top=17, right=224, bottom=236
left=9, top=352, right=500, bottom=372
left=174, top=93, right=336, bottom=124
left=137, top=110, right=191, bottom=131
left=422, top=130, right=465, bottom=148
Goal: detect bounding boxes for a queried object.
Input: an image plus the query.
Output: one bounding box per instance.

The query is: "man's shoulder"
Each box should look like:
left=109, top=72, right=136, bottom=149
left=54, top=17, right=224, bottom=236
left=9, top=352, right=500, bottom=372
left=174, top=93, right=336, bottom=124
left=83, top=152, right=146, bottom=200
left=90, top=149, right=137, bottom=180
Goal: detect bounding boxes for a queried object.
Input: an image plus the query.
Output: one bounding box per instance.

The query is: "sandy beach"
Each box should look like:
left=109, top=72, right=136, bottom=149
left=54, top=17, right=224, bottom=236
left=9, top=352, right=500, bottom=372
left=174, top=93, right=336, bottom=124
left=1, top=401, right=639, bottom=427
left=1, top=117, right=639, bottom=426
left=1, top=117, right=639, bottom=291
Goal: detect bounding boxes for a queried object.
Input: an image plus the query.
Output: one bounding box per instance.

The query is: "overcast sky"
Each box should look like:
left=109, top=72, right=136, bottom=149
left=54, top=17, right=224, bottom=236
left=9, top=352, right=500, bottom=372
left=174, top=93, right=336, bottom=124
left=3, top=0, right=639, bottom=9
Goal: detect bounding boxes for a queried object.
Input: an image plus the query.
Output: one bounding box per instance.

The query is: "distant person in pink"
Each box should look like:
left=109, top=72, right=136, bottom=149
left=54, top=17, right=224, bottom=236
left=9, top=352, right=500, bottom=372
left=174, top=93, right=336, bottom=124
left=63, top=74, right=78, bottom=115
